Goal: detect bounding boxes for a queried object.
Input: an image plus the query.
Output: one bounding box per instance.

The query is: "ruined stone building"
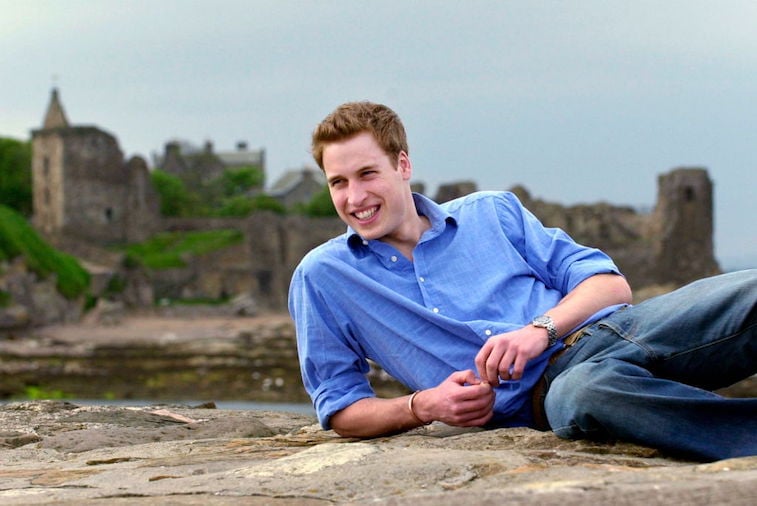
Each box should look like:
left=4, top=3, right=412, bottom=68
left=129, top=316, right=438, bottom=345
left=156, top=139, right=265, bottom=193
left=31, top=89, right=161, bottom=245
left=268, top=167, right=325, bottom=208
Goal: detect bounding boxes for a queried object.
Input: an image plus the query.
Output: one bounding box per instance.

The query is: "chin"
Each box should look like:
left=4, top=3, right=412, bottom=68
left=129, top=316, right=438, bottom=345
left=354, top=226, right=383, bottom=241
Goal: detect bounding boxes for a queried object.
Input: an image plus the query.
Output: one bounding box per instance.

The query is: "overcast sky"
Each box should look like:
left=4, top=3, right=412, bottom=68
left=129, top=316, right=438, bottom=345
left=1, top=0, right=755, bottom=269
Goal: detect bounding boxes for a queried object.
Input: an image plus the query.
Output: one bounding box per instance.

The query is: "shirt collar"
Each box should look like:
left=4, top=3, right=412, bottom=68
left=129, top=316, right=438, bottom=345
left=346, top=193, right=457, bottom=251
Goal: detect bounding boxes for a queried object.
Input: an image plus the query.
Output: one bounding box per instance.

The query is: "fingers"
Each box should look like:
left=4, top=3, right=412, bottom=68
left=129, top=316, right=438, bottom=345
left=448, top=383, right=495, bottom=426
left=475, top=342, right=499, bottom=384
left=510, top=354, right=528, bottom=380
left=476, top=339, right=517, bottom=383
left=448, top=369, right=480, bottom=386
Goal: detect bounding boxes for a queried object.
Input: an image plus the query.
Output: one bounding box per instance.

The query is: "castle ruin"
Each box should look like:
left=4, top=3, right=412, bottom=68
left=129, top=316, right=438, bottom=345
left=26, top=89, right=721, bottom=312
left=31, top=89, right=161, bottom=246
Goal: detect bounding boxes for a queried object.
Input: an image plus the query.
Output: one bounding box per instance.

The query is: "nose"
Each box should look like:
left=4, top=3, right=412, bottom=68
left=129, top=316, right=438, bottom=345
left=347, top=182, right=367, bottom=206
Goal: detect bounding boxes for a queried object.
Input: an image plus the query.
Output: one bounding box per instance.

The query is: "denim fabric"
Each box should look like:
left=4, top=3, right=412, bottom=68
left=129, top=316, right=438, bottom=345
left=543, top=270, right=757, bottom=461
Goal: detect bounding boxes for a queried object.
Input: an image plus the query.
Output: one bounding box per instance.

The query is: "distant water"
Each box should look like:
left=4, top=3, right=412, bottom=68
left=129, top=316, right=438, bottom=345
left=1, top=398, right=316, bottom=416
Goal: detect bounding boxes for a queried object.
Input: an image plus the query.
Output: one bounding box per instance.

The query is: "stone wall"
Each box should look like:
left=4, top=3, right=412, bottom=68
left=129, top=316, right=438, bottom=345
left=146, top=167, right=718, bottom=311
left=17, top=164, right=721, bottom=318
left=515, top=167, right=720, bottom=289
left=47, top=166, right=715, bottom=315
left=160, top=213, right=344, bottom=311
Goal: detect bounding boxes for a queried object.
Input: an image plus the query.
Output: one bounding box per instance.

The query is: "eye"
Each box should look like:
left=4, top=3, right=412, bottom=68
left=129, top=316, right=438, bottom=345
left=329, top=178, right=345, bottom=188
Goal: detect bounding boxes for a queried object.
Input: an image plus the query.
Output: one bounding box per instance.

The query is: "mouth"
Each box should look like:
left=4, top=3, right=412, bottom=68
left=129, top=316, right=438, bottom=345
left=352, top=205, right=379, bottom=221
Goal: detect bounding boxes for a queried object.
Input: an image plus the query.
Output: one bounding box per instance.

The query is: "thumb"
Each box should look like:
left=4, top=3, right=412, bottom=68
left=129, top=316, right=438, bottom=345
left=448, top=369, right=480, bottom=386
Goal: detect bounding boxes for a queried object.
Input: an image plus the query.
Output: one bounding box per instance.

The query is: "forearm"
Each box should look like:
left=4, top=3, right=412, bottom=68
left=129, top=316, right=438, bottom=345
left=330, top=371, right=495, bottom=438
left=476, top=273, right=632, bottom=383
left=329, top=395, right=428, bottom=438
left=546, top=273, right=632, bottom=337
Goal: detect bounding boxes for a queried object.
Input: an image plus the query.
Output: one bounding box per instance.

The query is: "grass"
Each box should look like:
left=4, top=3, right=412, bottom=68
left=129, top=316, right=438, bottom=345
left=21, top=385, right=72, bottom=400
left=122, top=229, right=244, bottom=269
left=0, top=204, right=90, bottom=299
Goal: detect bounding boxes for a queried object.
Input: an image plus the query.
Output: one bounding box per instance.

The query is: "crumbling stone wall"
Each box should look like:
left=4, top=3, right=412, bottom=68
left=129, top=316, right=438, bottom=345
left=126, top=167, right=721, bottom=312
left=159, top=214, right=344, bottom=310
left=514, top=167, right=719, bottom=289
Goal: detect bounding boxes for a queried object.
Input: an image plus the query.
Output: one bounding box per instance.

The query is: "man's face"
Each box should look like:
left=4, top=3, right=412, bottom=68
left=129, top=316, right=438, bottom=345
left=322, top=131, right=412, bottom=242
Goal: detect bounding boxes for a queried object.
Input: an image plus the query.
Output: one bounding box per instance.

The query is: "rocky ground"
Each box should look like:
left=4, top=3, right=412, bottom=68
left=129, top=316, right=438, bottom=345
left=1, top=314, right=755, bottom=505
left=0, top=400, right=755, bottom=505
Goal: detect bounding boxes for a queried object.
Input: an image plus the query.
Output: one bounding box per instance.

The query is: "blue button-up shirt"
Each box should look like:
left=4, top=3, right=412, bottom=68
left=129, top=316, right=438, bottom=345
left=289, top=191, right=624, bottom=429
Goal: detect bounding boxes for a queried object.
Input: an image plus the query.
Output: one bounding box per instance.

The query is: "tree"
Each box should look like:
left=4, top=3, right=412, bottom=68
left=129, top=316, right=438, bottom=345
left=302, top=186, right=337, bottom=217
left=150, top=169, right=203, bottom=217
left=221, top=166, right=264, bottom=197
left=0, top=137, right=32, bottom=216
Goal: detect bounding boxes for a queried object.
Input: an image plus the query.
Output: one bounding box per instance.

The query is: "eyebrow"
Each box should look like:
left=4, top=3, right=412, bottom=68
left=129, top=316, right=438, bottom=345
left=326, top=163, right=377, bottom=186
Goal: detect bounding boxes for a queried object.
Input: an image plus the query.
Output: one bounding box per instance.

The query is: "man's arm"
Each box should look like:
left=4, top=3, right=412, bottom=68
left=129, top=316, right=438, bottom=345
left=475, top=273, right=632, bottom=384
left=330, top=370, right=495, bottom=437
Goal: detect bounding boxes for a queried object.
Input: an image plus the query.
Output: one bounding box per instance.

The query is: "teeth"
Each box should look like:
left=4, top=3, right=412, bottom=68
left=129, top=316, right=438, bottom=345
left=355, top=207, right=377, bottom=220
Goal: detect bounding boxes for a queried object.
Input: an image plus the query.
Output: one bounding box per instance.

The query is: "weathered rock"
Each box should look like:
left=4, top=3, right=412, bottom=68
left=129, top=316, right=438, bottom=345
left=0, top=259, right=82, bottom=330
left=0, top=401, right=754, bottom=505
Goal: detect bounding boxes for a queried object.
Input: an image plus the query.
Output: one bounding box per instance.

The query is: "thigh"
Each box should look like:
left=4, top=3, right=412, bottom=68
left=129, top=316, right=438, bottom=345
left=576, top=270, right=757, bottom=389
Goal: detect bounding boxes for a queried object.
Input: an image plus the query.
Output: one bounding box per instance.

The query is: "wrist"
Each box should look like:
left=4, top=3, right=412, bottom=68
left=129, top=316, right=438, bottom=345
left=408, top=390, right=431, bottom=425
left=531, top=314, right=558, bottom=346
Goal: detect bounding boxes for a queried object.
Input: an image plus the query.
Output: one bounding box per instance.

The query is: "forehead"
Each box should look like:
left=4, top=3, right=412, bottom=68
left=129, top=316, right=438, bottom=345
left=322, top=132, right=389, bottom=174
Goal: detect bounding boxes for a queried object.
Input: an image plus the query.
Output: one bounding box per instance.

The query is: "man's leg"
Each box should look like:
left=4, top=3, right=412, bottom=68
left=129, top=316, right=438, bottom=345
left=543, top=270, right=757, bottom=461
left=545, top=358, right=757, bottom=461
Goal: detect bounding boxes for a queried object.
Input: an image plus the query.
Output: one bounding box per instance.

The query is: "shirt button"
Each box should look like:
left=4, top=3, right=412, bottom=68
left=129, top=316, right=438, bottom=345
left=485, top=329, right=492, bottom=336
left=390, top=255, right=398, bottom=262
left=419, top=277, right=425, bottom=282
left=432, top=307, right=439, bottom=313
left=362, top=240, right=368, bottom=246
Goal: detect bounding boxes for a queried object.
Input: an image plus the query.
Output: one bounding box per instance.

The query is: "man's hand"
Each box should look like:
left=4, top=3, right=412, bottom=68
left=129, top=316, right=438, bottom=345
left=329, top=370, right=494, bottom=437
left=475, top=326, right=549, bottom=383
left=473, top=273, right=632, bottom=385
left=413, top=370, right=494, bottom=427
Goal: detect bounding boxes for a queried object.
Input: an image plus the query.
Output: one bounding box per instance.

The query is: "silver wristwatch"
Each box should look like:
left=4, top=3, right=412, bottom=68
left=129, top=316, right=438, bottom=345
left=532, top=315, right=558, bottom=346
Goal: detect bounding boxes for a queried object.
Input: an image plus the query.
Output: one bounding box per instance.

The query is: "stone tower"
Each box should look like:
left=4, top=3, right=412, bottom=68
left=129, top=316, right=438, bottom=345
left=652, top=167, right=720, bottom=285
left=31, top=88, right=160, bottom=245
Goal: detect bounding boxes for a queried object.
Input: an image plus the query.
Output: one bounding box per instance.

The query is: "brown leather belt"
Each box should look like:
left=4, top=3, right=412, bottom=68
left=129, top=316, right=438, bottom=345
left=530, top=327, right=589, bottom=431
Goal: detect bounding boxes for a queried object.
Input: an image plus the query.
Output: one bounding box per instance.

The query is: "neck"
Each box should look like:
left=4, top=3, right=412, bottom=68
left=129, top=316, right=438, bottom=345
left=382, top=213, right=430, bottom=261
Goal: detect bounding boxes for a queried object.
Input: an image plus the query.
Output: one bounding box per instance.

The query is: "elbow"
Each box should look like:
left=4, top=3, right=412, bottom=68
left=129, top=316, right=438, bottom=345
left=329, top=417, right=358, bottom=438
left=613, top=275, right=633, bottom=305
left=329, top=409, right=369, bottom=438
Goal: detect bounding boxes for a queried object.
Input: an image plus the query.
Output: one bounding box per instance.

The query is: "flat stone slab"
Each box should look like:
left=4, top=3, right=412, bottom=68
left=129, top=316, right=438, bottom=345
left=0, top=401, right=755, bottom=505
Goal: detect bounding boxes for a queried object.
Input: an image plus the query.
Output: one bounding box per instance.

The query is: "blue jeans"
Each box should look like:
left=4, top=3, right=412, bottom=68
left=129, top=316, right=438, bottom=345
left=543, top=270, right=757, bottom=461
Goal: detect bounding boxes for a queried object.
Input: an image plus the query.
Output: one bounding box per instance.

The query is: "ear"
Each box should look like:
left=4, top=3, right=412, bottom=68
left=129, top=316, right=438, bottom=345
left=397, top=151, right=412, bottom=180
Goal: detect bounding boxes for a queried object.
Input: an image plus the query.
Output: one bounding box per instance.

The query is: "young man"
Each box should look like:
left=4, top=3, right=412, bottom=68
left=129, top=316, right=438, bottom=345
left=288, top=101, right=756, bottom=462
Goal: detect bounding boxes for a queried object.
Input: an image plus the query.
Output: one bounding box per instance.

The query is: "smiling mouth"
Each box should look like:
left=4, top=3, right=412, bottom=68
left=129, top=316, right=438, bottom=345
left=353, top=206, right=378, bottom=220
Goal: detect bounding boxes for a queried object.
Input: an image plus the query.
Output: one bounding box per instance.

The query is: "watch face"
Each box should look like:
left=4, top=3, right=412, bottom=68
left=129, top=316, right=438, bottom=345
left=534, top=316, right=550, bottom=326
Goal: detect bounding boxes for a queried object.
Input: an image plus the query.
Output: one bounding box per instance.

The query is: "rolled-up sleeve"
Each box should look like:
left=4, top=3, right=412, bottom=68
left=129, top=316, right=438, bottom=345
left=495, top=192, right=622, bottom=295
left=289, top=262, right=376, bottom=429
